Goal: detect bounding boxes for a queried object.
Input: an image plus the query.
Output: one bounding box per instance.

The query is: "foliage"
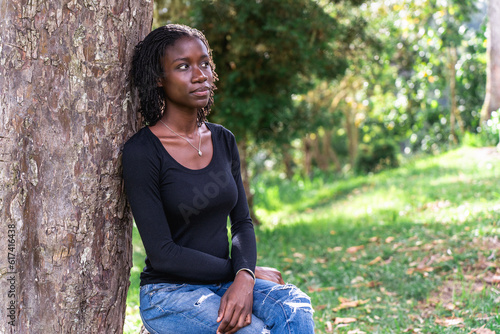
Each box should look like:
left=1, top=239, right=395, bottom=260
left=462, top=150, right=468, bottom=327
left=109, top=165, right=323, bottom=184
left=463, top=109, right=500, bottom=147
left=151, top=0, right=489, bottom=177
left=188, top=0, right=359, bottom=145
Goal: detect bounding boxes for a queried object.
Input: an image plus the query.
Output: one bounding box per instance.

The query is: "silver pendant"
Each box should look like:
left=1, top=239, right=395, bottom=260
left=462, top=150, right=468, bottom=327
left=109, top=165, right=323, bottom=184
left=198, top=150, right=202, bottom=157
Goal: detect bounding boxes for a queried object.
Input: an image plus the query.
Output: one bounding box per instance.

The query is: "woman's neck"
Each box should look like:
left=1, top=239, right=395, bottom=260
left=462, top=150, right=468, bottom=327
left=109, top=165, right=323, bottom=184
left=160, top=111, right=199, bottom=135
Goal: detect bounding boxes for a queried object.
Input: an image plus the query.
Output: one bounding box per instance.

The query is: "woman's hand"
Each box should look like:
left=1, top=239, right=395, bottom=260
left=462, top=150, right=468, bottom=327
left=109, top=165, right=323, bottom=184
left=216, top=270, right=254, bottom=334
left=255, top=266, right=285, bottom=285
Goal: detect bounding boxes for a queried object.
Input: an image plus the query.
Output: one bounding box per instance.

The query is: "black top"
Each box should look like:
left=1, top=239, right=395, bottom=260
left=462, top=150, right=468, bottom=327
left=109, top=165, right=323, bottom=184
left=122, top=122, right=256, bottom=286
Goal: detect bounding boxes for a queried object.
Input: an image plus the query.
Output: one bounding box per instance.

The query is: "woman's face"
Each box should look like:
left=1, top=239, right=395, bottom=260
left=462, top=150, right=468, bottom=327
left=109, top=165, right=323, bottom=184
left=158, top=36, right=214, bottom=112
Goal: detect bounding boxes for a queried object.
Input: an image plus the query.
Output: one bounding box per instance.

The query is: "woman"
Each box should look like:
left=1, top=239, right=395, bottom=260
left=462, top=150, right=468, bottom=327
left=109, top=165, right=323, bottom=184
left=123, top=24, right=314, bottom=334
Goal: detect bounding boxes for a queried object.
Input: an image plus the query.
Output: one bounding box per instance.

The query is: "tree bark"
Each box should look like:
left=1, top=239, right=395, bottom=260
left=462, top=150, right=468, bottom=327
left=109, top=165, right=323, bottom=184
left=481, top=0, right=500, bottom=123
left=0, top=1, right=152, bottom=333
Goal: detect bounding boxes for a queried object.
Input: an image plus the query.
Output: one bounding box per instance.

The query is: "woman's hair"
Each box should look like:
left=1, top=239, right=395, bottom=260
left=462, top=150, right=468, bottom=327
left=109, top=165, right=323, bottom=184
left=130, top=24, right=218, bottom=126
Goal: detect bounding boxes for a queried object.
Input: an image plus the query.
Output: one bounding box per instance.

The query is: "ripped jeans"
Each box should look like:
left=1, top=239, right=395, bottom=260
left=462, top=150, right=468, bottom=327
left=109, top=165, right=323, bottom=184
left=139, top=279, right=315, bottom=334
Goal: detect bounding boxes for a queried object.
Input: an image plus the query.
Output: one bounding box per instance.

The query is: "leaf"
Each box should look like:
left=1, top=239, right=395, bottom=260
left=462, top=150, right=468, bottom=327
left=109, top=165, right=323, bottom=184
left=468, top=325, right=496, bottom=334
left=368, top=256, right=382, bottom=265
left=484, top=275, right=500, bottom=284
left=435, top=317, right=464, bottom=327
left=333, top=298, right=370, bottom=312
left=347, top=330, right=366, bottom=334
left=334, top=317, right=357, bottom=324
left=385, top=236, right=395, bottom=243
left=293, top=252, right=305, bottom=259
left=325, top=320, right=333, bottom=333
left=346, top=245, right=365, bottom=254
left=308, top=286, right=335, bottom=292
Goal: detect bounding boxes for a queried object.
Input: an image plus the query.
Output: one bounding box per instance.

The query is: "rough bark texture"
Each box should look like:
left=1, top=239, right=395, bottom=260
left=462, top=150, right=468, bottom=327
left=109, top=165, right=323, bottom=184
left=481, top=0, right=500, bottom=122
left=0, top=1, right=152, bottom=333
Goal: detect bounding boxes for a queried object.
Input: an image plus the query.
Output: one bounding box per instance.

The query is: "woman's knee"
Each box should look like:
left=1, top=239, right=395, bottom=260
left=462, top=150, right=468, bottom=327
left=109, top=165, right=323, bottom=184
left=254, top=281, right=315, bottom=332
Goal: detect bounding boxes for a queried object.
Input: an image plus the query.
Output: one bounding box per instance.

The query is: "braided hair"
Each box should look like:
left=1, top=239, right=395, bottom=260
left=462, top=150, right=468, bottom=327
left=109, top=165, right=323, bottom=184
left=130, top=24, right=218, bottom=126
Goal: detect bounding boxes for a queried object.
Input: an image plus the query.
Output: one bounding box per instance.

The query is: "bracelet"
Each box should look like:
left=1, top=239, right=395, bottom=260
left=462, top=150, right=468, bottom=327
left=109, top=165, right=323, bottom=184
left=236, top=268, right=256, bottom=281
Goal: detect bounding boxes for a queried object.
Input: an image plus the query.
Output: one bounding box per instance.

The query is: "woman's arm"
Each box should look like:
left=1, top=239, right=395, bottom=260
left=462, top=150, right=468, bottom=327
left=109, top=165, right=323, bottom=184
left=227, top=132, right=257, bottom=275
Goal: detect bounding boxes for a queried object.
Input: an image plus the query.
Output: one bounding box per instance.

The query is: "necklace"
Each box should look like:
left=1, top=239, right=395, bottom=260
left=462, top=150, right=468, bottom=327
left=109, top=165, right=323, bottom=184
left=159, top=119, right=202, bottom=157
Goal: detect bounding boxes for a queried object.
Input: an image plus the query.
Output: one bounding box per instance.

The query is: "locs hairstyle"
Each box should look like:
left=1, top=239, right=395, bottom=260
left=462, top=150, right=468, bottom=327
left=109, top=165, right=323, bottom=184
left=130, top=24, right=218, bottom=126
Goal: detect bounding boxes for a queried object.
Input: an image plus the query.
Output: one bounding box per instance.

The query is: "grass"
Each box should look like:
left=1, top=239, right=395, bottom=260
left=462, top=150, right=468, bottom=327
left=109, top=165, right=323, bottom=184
left=124, top=146, right=500, bottom=333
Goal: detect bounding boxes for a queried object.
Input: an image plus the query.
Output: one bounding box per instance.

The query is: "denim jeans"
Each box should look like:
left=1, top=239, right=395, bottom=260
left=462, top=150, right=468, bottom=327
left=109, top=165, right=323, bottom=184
left=139, top=279, right=315, bottom=334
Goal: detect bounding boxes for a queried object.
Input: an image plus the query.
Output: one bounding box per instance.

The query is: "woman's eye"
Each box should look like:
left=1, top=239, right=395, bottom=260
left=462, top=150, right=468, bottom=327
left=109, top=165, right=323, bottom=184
left=178, top=64, right=188, bottom=70
left=201, top=62, right=210, bottom=68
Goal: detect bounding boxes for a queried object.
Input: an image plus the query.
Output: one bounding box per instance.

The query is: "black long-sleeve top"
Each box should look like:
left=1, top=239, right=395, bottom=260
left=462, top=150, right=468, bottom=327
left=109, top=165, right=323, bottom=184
left=122, top=122, right=256, bottom=286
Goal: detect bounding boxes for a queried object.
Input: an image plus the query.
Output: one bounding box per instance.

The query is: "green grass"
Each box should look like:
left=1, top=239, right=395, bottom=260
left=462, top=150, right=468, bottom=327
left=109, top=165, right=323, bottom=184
left=124, top=147, right=500, bottom=333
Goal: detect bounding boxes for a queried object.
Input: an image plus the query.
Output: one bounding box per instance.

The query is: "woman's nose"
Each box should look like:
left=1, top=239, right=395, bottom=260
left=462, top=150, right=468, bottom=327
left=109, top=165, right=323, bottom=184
left=192, top=66, right=208, bottom=82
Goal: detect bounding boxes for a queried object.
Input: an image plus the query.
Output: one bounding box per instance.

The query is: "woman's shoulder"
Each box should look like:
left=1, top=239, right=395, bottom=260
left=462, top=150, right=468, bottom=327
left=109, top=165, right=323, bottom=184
left=123, top=127, right=157, bottom=157
left=206, top=122, right=236, bottom=141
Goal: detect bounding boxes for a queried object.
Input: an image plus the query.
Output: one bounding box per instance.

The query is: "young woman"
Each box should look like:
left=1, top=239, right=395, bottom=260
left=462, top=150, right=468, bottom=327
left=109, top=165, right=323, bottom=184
left=123, top=24, right=314, bottom=334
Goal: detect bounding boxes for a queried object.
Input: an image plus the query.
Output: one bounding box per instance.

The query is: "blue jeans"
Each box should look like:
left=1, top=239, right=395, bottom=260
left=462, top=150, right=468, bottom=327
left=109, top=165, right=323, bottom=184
left=139, top=279, right=315, bottom=334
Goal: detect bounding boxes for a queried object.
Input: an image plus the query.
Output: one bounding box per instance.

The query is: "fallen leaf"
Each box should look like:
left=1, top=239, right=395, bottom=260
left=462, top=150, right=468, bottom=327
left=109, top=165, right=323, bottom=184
left=407, top=266, right=434, bottom=275
left=468, top=325, right=496, bottom=334
left=347, top=245, right=365, bottom=254
left=444, top=302, right=456, bottom=311
left=351, top=280, right=381, bottom=288
left=350, top=276, right=364, bottom=284
left=380, top=287, right=397, bottom=296
left=330, top=230, right=336, bottom=235
left=369, top=236, right=379, bottom=242
left=435, top=317, right=464, bottom=327
left=334, top=317, right=357, bottom=324
left=308, top=286, right=335, bottom=293
left=385, top=236, right=395, bottom=243
left=325, top=320, right=333, bottom=333
left=314, top=257, right=327, bottom=264
left=368, top=256, right=382, bottom=265
left=484, top=275, right=500, bottom=284
left=333, top=298, right=370, bottom=312
left=347, top=330, right=366, bottom=334
left=293, top=252, right=305, bottom=259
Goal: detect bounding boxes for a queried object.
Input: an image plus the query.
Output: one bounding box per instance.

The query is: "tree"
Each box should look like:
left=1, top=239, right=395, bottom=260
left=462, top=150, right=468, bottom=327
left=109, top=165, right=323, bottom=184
left=481, top=0, right=500, bottom=122
left=0, top=1, right=152, bottom=333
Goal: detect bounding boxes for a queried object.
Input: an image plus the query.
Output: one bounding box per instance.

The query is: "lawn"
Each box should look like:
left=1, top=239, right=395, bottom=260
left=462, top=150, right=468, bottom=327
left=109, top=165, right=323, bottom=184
left=124, top=147, right=500, bottom=333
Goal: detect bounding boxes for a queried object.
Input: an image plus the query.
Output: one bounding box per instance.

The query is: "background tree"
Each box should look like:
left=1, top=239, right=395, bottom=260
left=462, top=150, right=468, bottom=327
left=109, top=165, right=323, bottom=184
left=481, top=0, right=500, bottom=122
left=0, top=1, right=152, bottom=333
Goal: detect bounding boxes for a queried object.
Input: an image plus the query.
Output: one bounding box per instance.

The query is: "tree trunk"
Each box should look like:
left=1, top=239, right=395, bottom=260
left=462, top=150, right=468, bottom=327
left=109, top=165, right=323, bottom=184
left=323, top=129, right=341, bottom=173
left=303, top=135, right=313, bottom=178
left=312, top=133, right=328, bottom=172
left=481, top=0, right=500, bottom=123
left=282, top=144, right=294, bottom=179
left=448, top=47, right=463, bottom=144
left=344, top=109, right=358, bottom=169
left=0, top=1, right=152, bottom=333
left=238, top=140, right=260, bottom=225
